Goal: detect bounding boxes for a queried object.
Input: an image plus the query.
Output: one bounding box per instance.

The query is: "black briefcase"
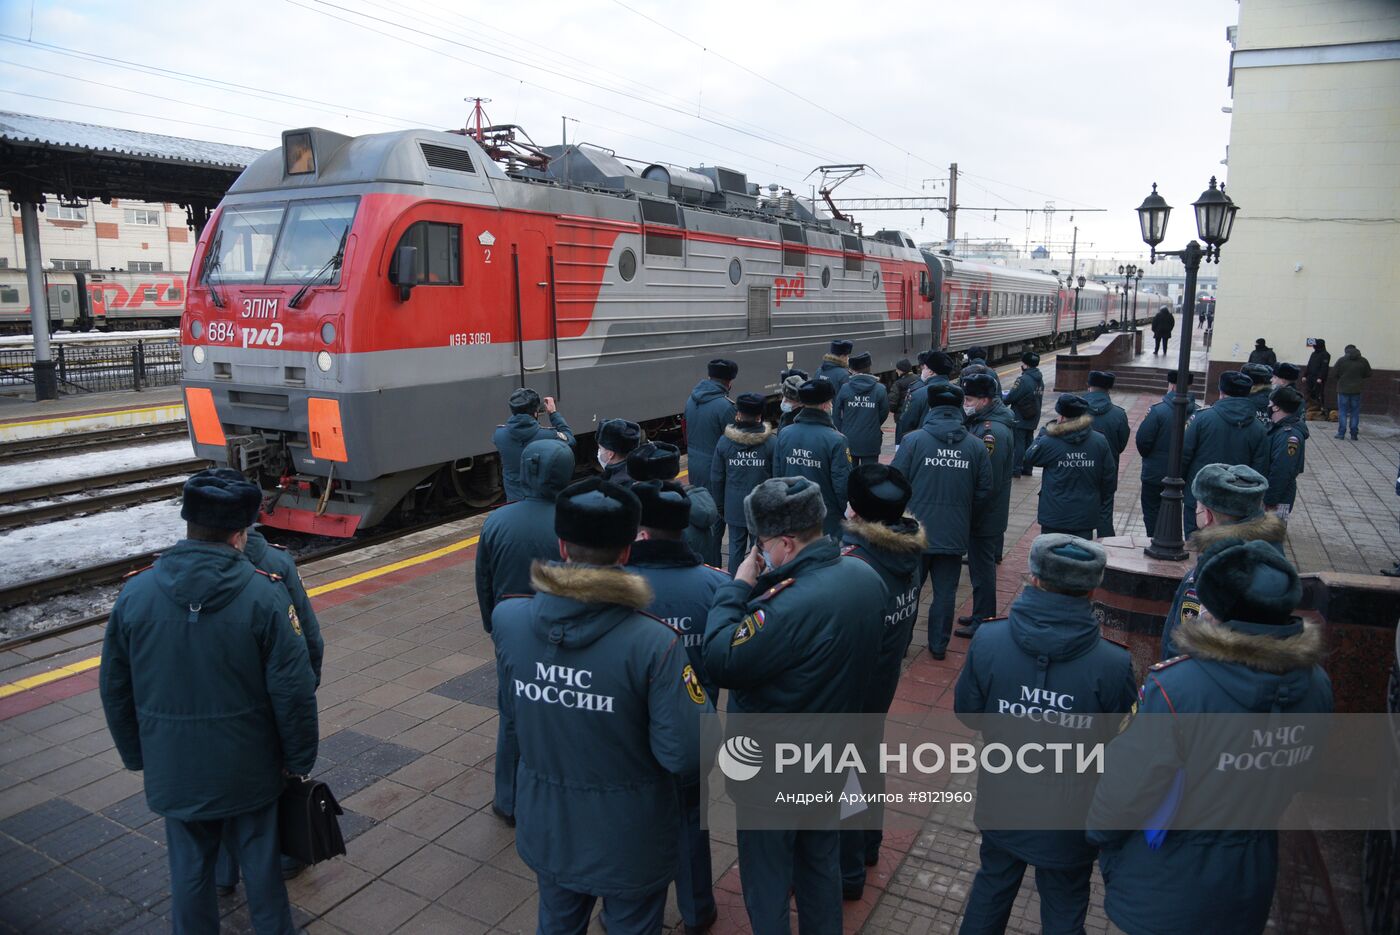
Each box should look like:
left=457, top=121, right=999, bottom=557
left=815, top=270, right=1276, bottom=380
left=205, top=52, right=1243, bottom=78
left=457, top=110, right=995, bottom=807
left=278, top=776, right=347, bottom=865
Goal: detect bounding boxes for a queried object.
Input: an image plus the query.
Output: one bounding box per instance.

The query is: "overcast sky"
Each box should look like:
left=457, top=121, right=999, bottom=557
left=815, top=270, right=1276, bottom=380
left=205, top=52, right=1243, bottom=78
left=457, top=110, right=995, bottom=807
left=0, top=0, right=1238, bottom=261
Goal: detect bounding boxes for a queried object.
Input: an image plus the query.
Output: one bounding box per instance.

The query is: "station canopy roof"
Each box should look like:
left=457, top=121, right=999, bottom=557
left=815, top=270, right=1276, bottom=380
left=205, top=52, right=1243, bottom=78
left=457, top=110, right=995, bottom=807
left=0, top=111, right=265, bottom=228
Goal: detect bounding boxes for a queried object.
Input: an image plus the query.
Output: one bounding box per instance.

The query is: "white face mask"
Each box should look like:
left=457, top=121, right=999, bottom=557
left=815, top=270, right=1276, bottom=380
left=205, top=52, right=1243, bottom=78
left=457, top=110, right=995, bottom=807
left=963, top=402, right=980, bottom=416
left=597, top=449, right=611, bottom=468
left=780, top=400, right=795, bottom=412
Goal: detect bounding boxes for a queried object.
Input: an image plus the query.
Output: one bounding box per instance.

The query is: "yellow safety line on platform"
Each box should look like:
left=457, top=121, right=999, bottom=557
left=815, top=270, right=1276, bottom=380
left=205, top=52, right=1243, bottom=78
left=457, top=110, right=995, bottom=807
left=0, top=655, right=101, bottom=699
left=1, top=403, right=184, bottom=430
left=307, top=535, right=481, bottom=597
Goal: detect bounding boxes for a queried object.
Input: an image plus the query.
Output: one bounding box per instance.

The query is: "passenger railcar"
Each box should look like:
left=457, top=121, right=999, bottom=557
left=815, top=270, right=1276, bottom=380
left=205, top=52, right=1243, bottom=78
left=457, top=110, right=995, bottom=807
left=0, top=268, right=186, bottom=332
left=182, top=127, right=934, bottom=535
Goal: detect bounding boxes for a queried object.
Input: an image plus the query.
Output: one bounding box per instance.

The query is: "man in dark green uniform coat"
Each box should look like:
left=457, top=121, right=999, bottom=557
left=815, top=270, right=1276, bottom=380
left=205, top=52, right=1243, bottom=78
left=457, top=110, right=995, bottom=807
left=1083, top=371, right=1128, bottom=537
left=833, top=352, right=890, bottom=466
left=1135, top=370, right=1198, bottom=540
left=475, top=438, right=575, bottom=825
left=1023, top=395, right=1117, bottom=541
left=774, top=378, right=852, bottom=538
left=493, top=388, right=576, bottom=502
left=816, top=338, right=854, bottom=392
left=712, top=392, right=779, bottom=572
left=1181, top=371, right=1270, bottom=537
left=1004, top=352, right=1044, bottom=477
left=101, top=470, right=317, bottom=935
left=955, top=372, right=1016, bottom=639
left=597, top=418, right=642, bottom=485
left=1242, top=362, right=1275, bottom=422
left=627, top=441, right=720, bottom=565
left=1264, top=386, right=1308, bottom=523
left=704, top=477, right=884, bottom=935
left=896, top=350, right=954, bottom=444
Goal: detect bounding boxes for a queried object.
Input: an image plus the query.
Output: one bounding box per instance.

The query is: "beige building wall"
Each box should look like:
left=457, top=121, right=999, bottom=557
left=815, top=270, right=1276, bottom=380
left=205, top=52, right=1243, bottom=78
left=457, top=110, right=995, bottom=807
left=0, top=191, right=195, bottom=274
left=1213, top=0, right=1400, bottom=396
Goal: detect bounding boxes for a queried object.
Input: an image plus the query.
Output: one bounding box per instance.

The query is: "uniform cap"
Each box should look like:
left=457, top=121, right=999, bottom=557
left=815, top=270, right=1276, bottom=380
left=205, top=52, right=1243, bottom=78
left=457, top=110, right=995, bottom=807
left=781, top=373, right=806, bottom=401
left=1190, top=463, right=1267, bottom=518
left=1021, top=351, right=1040, bottom=367
left=182, top=468, right=263, bottom=531
left=735, top=392, right=766, bottom=418
left=830, top=339, right=854, bottom=356
left=1055, top=394, right=1089, bottom=418
left=926, top=383, right=966, bottom=409
left=632, top=480, right=691, bottom=532
left=708, top=358, right=739, bottom=381
left=1028, top=534, right=1107, bottom=593
left=797, top=377, right=836, bottom=405
left=554, top=477, right=641, bottom=548
left=1275, top=362, right=1301, bottom=381
left=1242, top=362, right=1274, bottom=384
left=847, top=464, right=911, bottom=523
left=1270, top=385, right=1303, bottom=414
left=744, top=477, right=826, bottom=539
left=961, top=372, right=999, bottom=399
left=848, top=352, right=872, bottom=371
left=965, top=346, right=989, bottom=362
left=596, top=418, right=642, bottom=454
left=1088, top=370, right=1116, bottom=389
left=626, top=441, right=681, bottom=482
left=1219, top=371, right=1253, bottom=397
left=508, top=387, right=541, bottom=415
left=1195, top=539, right=1301, bottom=626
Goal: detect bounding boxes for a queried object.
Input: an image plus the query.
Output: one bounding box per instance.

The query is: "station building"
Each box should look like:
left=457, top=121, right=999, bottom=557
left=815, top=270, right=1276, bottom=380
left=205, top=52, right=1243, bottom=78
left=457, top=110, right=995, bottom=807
left=0, top=190, right=195, bottom=275
left=1212, top=0, right=1400, bottom=414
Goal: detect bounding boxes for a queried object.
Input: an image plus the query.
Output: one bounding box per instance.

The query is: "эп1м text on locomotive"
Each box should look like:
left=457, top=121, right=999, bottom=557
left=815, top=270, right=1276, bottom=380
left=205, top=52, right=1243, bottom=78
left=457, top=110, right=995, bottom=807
left=180, top=123, right=1125, bottom=537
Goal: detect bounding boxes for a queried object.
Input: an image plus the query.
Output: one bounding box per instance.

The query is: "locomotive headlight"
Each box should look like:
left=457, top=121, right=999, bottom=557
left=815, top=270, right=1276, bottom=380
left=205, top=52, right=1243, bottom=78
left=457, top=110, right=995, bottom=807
left=192, top=345, right=206, bottom=365
left=190, top=320, right=204, bottom=340
left=316, top=350, right=333, bottom=372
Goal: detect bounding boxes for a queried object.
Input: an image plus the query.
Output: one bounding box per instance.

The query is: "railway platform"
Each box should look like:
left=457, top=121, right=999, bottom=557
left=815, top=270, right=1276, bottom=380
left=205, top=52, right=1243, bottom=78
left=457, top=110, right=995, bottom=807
left=0, top=386, right=185, bottom=444
left=0, top=357, right=1396, bottom=934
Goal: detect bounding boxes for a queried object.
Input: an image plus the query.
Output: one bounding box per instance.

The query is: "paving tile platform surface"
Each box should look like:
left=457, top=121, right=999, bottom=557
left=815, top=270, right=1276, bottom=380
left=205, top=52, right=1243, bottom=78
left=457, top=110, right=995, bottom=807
left=0, top=345, right=1392, bottom=933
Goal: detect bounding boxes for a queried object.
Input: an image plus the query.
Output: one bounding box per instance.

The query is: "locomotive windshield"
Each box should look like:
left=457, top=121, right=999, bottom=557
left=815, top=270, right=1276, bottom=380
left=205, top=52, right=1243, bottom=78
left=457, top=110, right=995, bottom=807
left=203, top=196, right=359, bottom=286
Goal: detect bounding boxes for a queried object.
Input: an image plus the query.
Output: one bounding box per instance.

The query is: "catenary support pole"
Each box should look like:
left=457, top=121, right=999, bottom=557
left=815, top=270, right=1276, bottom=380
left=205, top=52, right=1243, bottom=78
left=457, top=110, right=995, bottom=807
left=19, top=201, right=57, bottom=401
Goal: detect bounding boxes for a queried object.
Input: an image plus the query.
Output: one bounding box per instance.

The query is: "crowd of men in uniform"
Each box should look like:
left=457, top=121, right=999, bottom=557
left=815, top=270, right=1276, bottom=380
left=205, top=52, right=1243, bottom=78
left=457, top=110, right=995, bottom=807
left=95, top=337, right=1332, bottom=935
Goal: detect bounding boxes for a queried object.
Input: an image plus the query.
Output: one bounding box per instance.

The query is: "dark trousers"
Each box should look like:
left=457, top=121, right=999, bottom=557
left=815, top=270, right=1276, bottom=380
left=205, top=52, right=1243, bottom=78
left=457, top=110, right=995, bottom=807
left=958, top=838, right=1092, bottom=935
left=727, top=524, right=751, bottom=575
left=494, top=665, right=518, bottom=816
left=737, top=828, right=842, bottom=935
left=852, top=453, right=879, bottom=466
left=705, top=517, right=725, bottom=567
left=1097, top=499, right=1116, bottom=539
left=966, top=534, right=1000, bottom=623
left=676, top=784, right=715, bottom=927
left=165, top=799, right=295, bottom=935
left=536, top=879, right=667, bottom=935
left=1337, top=393, right=1361, bottom=438
left=839, top=826, right=882, bottom=893
left=214, top=833, right=301, bottom=889
left=1140, top=479, right=1164, bottom=539
left=1013, top=427, right=1034, bottom=476
left=1153, top=335, right=1169, bottom=354
left=1040, top=526, right=1095, bottom=541
left=921, top=553, right=963, bottom=654
left=1182, top=487, right=1199, bottom=539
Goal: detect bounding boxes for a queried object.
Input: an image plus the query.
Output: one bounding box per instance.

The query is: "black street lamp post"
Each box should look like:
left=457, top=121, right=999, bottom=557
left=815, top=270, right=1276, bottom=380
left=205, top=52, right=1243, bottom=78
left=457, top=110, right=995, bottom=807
left=1138, top=177, right=1239, bottom=560
left=1117, top=264, right=1137, bottom=331
left=1070, top=275, right=1085, bottom=354
left=1131, top=267, right=1143, bottom=332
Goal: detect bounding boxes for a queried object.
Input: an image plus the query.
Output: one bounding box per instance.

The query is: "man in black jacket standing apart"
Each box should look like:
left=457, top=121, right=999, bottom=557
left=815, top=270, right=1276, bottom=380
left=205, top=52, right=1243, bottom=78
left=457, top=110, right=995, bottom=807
left=1151, top=306, right=1175, bottom=355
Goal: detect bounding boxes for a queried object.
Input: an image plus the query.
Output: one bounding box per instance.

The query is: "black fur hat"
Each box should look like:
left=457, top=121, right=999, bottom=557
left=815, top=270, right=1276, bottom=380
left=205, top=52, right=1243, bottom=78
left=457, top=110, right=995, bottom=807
left=633, top=480, right=691, bottom=531
left=182, top=469, right=263, bottom=531
left=1196, top=539, right=1301, bottom=626
left=966, top=346, right=988, bottom=362
left=961, top=372, right=999, bottom=399
left=1055, top=394, right=1089, bottom=418
left=1219, top=371, right=1253, bottom=397
left=745, top=477, right=826, bottom=538
left=555, top=477, right=641, bottom=548
left=596, top=418, right=641, bottom=454
left=896, top=358, right=913, bottom=373
left=627, top=441, right=681, bottom=481
left=927, top=383, right=966, bottom=409
left=798, top=377, right=836, bottom=405
left=1088, top=370, right=1116, bottom=389
left=848, top=352, right=872, bottom=372
left=1275, top=362, right=1301, bottom=381
left=735, top=392, right=766, bottom=418
left=1242, top=362, right=1274, bottom=384
left=1165, top=369, right=1194, bottom=387
left=848, top=464, right=911, bottom=523
left=830, top=339, right=854, bottom=356
left=1270, top=385, right=1303, bottom=414
left=925, top=350, right=955, bottom=375
left=708, top=358, right=739, bottom=381
left=508, top=387, right=541, bottom=415
left=1021, top=351, right=1040, bottom=367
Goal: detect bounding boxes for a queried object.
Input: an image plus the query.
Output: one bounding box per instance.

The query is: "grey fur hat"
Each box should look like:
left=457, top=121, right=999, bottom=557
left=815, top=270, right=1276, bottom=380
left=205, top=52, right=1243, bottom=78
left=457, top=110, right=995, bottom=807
left=1191, top=463, right=1267, bottom=518
left=744, top=477, right=827, bottom=539
left=1028, top=534, right=1107, bottom=593
left=781, top=373, right=806, bottom=401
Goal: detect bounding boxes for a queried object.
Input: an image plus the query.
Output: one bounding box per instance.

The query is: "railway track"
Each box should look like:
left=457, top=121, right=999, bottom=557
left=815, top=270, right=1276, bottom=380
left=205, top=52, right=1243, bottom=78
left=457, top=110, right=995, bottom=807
left=0, top=479, right=186, bottom=532
left=0, top=422, right=187, bottom=463
left=0, top=458, right=208, bottom=509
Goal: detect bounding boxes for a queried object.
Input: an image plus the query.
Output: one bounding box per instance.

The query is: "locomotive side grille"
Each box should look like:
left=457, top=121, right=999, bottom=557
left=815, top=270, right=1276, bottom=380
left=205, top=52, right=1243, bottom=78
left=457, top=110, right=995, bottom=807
left=746, top=286, right=771, bottom=336
left=420, top=143, right=477, bottom=173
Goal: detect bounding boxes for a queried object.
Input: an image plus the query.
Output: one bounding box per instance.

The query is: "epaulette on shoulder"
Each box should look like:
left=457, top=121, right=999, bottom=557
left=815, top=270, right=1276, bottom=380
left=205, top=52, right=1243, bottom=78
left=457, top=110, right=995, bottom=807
left=253, top=568, right=283, bottom=583
left=1101, top=634, right=1130, bottom=650
left=982, top=615, right=1009, bottom=624
left=638, top=609, right=682, bottom=635
left=703, top=563, right=726, bottom=573
left=840, top=545, right=858, bottom=557
left=269, top=542, right=290, bottom=551
left=498, top=592, right=533, bottom=601
left=1150, top=654, right=1190, bottom=670
left=756, top=577, right=796, bottom=601
left=122, top=564, right=153, bottom=580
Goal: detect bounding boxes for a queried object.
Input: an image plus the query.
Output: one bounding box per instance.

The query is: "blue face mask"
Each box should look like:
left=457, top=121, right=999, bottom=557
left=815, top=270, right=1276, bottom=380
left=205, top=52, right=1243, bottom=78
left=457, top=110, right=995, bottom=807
left=761, top=548, right=780, bottom=571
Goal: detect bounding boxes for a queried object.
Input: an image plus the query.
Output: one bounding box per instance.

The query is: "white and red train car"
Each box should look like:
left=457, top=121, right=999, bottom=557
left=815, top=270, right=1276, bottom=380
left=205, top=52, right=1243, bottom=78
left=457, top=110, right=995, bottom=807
left=0, top=268, right=186, bottom=332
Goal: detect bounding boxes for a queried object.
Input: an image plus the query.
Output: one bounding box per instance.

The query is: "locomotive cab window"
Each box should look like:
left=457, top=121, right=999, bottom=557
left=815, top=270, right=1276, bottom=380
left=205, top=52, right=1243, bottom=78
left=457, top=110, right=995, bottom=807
left=780, top=223, right=806, bottom=269
left=640, top=199, right=684, bottom=258
left=268, top=197, right=359, bottom=285
left=390, top=221, right=461, bottom=285
left=841, top=233, right=862, bottom=273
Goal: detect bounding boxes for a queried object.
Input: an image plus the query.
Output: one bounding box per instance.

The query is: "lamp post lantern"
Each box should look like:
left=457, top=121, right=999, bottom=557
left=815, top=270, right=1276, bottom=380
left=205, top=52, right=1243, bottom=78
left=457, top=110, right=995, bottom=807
left=1132, top=267, right=1143, bottom=332
left=1118, top=264, right=1137, bottom=331
left=1070, top=274, right=1085, bottom=354
left=1138, top=177, right=1239, bottom=561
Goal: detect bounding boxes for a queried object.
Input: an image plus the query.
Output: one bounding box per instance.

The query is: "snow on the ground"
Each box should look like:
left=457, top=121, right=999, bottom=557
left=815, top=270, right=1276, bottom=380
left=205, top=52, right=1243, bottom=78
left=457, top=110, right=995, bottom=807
left=0, top=479, right=177, bottom=517
left=0, top=329, right=179, bottom=347
left=0, top=584, right=119, bottom=641
left=0, top=438, right=197, bottom=493
left=0, top=498, right=184, bottom=590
